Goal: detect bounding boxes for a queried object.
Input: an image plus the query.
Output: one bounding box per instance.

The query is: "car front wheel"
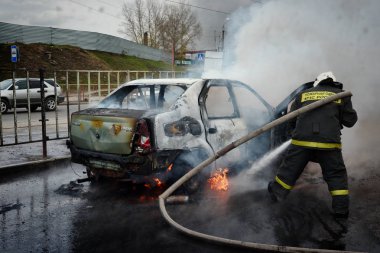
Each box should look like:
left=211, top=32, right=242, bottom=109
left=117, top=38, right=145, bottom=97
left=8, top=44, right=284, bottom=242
left=44, top=97, right=56, bottom=111
left=1, top=100, right=9, bottom=114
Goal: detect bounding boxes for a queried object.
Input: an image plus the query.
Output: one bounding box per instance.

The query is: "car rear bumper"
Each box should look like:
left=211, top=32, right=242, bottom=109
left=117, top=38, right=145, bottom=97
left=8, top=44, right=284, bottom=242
left=57, top=96, right=65, bottom=104
left=67, top=140, right=181, bottom=179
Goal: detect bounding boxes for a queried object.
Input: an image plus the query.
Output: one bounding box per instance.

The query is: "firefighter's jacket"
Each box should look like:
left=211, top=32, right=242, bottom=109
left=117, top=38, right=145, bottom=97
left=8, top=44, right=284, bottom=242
left=290, top=81, right=357, bottom=149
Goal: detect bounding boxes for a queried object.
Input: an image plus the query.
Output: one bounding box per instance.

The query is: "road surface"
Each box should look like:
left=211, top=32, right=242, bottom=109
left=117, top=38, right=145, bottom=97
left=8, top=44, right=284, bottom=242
left=0, top=158, right=379, bottom=253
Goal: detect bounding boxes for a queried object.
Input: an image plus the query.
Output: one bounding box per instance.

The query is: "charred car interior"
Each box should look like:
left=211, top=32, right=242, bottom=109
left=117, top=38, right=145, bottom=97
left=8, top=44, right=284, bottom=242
left=67, top=78, right=312, bottom=191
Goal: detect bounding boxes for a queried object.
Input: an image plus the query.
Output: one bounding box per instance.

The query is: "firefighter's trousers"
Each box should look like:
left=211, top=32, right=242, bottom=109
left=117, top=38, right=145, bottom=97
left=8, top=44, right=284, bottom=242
left=272, top=144, right=349, bottom=215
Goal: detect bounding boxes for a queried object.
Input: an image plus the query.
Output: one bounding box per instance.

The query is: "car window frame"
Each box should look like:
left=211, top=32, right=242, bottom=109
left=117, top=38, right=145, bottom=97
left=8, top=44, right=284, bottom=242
left=45, top=79, right=60, bottom=87
left=0, top=79, right=13, bottom=90
left=199, top=79, right=276, bottom=127
left=98, top=83, right=187, bottom=110
left=201, top=79, right=240, bottom=120
left=29, top=80, right=47, bottom=89
left=14, top=80, right=28, bottom=90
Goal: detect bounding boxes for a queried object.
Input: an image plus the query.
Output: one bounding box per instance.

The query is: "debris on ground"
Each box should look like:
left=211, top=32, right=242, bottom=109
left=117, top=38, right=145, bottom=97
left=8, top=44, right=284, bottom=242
left=0, top=203, right=23, bottom=214
left=55, top=181, right=84, bottom=196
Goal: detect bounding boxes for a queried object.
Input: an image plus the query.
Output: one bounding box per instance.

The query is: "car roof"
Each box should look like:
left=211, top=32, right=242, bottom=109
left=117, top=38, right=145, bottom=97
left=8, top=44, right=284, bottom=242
left=125, top=78, right=202, bottom=86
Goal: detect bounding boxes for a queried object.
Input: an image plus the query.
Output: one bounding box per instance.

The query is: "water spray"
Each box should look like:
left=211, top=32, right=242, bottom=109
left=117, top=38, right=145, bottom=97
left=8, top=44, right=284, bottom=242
left=227, top=140, right=292, bottom=194
left=159, top=91, right=363, bottom=253
left=247, top=139, right=291, bottom=175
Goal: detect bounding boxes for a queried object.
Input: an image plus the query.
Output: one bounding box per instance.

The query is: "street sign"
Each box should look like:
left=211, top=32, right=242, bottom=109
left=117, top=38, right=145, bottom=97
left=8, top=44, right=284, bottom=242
left=175, top=60, right=192, bottom=65
left=197, top=53, right=205, bottom=61
left=11, top=45, right=19, bottom=63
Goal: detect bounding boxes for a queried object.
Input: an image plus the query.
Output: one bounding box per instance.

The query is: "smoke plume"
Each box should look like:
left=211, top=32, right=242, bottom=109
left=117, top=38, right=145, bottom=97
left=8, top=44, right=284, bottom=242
left=219, top=0, right=380, bottom=168
left=191, top=1, right=380, bottom=246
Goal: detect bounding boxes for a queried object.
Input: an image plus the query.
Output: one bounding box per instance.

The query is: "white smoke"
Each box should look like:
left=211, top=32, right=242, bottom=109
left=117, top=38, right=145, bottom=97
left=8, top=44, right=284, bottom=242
left=188, top=1, right=380, bottom=242
left=219, top=0, right=380, bottom=167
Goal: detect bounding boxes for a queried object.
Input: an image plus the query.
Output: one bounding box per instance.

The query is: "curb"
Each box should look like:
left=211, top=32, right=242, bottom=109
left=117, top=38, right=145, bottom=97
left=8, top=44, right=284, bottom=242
left=0, top=156, right=71, bottom=172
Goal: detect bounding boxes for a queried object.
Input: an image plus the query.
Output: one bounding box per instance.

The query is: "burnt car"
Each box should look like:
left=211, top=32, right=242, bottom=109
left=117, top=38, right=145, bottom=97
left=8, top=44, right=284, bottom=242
left=67, top=78, right=311, bottom=190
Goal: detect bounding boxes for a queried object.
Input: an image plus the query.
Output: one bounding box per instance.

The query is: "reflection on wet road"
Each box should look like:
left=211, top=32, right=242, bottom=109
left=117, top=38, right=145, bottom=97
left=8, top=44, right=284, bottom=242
left=0, top=161, right=379, bottom=253
left=0, top=163, right=84, bottom=253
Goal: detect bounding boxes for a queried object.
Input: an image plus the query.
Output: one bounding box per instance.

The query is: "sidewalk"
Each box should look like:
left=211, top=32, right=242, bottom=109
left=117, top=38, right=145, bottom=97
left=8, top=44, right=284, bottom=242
left=0, top=139, right=71, bottom=170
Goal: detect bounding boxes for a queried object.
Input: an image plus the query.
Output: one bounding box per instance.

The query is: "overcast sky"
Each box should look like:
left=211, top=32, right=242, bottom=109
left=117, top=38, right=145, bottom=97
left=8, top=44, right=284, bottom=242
left=0, top=0, right=256, bottom=49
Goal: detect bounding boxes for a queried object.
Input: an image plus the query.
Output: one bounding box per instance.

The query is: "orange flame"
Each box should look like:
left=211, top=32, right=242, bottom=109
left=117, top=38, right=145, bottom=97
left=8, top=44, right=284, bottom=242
left=144, top=178, right=164, bottom=189
left=153, top=178, right=163, bottom=187
left=208, top=168, right=229, bottom=191
left=167, top=164, right=173, bottom=172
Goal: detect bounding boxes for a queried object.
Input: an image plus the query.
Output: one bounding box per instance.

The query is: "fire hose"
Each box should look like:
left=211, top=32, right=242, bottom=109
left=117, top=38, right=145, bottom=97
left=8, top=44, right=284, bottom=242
left=159, top=91, right=364, bottom=253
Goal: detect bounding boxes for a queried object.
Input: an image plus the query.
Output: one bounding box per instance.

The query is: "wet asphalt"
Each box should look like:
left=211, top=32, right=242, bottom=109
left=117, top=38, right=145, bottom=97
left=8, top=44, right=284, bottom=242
left=0, top=160, right=379, bottom=253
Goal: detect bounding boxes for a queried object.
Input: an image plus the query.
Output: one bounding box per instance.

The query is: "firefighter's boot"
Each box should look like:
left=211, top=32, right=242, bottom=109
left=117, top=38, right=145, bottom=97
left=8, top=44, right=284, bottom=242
left=332, top=195, right=349, bottom=219
left=267, top=181, right=289, bottom=202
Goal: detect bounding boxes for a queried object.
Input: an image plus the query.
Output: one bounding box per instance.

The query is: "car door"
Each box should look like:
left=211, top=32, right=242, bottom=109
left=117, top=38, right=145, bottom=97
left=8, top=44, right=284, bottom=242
left=29, top=80, right=45, bottom=104
left=199, top=79, right=274, bottom=167
left=14, top=80, right=28, bottom=106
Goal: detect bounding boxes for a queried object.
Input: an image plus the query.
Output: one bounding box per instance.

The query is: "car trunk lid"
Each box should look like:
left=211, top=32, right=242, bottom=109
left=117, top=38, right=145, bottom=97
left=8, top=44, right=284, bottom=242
left=70, top=108, right=146, bottom=155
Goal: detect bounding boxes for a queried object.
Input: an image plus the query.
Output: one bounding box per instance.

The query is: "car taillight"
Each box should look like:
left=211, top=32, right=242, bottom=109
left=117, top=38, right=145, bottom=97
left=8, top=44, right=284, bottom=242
left=164, top=117, right=202, bottom=137
left=139, top=136, right=150, bottom=149
left=136, top=119, right=151, bottom=150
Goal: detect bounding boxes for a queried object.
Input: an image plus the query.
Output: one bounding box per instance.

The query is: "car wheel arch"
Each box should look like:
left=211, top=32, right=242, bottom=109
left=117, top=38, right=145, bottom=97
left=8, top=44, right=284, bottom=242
left=0, top=98, right=11, bottom=113
left=168, top=148, right=212, bottom=193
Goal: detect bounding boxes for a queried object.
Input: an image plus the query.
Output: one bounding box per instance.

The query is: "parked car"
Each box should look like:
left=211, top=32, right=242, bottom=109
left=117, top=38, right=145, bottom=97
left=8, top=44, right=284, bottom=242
left=67, top=78, right=312, bottom=191
left=0, top=78, right=65, bottom=113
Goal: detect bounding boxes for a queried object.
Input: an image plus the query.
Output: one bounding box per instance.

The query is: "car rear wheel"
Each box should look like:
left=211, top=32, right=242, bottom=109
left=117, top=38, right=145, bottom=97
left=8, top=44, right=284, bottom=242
left=171, top=156, right=205, bottom=194
left=1, top=100, right=9, bottom=114
left=44, top=97, right=56, bottom=111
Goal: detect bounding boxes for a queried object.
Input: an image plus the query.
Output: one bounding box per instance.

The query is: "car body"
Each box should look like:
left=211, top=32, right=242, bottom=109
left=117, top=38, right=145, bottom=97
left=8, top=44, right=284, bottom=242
left=0, top=78, right=65, bottom=113
left=67, top=78, right=312, bottom=188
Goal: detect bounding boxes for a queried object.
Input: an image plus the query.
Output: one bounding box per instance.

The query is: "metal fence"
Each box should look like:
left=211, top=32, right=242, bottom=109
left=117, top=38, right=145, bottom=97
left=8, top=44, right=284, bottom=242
left=0, top=68, right=186, bottom=157
left=0, top=22, right=171, bottom=62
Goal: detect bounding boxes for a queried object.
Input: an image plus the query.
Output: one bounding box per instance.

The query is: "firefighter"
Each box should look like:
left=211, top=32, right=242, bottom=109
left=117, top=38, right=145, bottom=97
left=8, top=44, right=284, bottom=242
left=268, top=71, right=358, bottom=218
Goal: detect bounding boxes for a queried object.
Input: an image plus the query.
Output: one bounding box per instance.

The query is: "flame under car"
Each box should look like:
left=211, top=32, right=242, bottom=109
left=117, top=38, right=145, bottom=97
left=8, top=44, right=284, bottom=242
left=67, top=78, right=312, bottom=191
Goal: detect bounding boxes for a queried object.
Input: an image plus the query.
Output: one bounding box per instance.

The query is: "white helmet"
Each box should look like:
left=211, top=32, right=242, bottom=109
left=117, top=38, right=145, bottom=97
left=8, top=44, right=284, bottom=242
left=314, top=71, right=336, bottom=86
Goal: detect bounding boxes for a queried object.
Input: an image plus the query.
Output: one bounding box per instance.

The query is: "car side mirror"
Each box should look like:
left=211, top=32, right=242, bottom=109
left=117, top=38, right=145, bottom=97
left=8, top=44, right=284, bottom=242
left=15, top=85, right=19, bottom=90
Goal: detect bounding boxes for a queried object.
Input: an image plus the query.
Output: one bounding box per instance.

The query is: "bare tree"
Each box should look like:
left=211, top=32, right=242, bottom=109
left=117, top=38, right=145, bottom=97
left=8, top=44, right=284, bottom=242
left=119, top=0, right=201, bottom=55
left=120, top=0, right=146, bottom=45
left=161, top=2, right=202, bottom=57
left=146, top=0, right=164, bottom=48
left=120, top=0, right=164, bottom=48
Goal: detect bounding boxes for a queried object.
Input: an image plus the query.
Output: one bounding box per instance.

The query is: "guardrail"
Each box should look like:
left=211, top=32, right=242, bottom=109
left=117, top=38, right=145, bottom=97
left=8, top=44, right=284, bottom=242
left=0, top=68, right=187, bottom=157
left=59, top=70, right=186, bottom=104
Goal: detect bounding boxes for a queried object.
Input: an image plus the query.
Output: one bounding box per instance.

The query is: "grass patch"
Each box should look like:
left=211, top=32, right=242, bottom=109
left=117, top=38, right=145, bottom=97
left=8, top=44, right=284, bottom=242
left=90, top=51, right=185, bottom=71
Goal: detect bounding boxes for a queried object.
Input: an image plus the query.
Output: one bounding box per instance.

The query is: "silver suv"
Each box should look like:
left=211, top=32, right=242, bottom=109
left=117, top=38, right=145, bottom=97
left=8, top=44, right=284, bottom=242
left=0, top=78, right=64, bottom=113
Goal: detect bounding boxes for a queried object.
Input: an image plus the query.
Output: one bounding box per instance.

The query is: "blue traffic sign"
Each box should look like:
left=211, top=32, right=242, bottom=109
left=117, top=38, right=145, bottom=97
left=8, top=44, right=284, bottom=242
left=197, top=53, right=205, bottom=61
left=11, top=45, right=18, bottom=63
